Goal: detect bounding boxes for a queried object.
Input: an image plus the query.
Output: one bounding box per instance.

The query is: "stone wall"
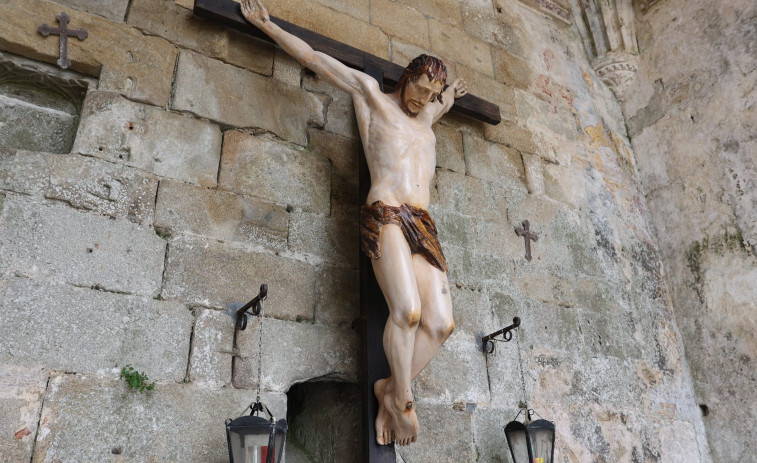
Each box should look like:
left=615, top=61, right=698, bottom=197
left=623, top=0, right=757, bottom=460
left=0, top=0, right=726, bottom=461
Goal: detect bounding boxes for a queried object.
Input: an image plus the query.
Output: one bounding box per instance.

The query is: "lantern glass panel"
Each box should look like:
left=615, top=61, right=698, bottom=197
left=227, top=415, right=282, bottom=463
left=527, top=419, right=555, bottom=463
left=272, top=419, right=287, bottom=462
left=505, top=422, right=530, bottom=463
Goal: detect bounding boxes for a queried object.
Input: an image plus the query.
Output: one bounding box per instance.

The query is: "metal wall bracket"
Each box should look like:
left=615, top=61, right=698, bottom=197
left=479, top=317, right=521, bottom=354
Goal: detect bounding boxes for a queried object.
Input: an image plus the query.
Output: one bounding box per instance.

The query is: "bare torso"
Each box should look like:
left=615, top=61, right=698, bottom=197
left=355, top=89, right=437, bottom=209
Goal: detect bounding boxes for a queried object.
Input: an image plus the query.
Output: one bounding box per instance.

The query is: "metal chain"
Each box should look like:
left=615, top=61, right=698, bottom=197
left=256, top=314, right=263, bottom=398
left=515, top=330, right=528, bottom=407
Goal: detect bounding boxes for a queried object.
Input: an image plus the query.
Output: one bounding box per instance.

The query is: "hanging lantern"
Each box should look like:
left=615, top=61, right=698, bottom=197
left=504, top=409, right=555, bottom=463
left=226, top=398, right=287, bottom=463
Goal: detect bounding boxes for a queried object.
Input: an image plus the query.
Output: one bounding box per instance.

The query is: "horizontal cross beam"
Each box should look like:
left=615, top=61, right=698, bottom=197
left=193, top=0, right=501, bottom=125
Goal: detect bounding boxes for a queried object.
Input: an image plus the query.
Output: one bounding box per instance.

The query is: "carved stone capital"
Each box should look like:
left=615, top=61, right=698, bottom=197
left=591, top=52, right=639, bottom=100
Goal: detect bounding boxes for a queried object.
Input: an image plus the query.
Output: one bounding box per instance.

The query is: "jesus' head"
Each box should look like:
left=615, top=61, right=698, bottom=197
left=397, top=54, right=448, bottom=117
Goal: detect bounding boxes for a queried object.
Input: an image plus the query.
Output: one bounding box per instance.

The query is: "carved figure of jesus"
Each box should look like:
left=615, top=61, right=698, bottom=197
left=242, top=0, right=468, bottom=447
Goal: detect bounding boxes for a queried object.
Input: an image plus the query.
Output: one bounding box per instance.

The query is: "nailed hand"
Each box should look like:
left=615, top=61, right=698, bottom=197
left=241, top=0, right=270, bottom=27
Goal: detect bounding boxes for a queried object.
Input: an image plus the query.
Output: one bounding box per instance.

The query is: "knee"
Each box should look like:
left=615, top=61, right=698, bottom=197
left=391, top=302, right=422, bottom=328
left=427, top=317, right=455, bottom=341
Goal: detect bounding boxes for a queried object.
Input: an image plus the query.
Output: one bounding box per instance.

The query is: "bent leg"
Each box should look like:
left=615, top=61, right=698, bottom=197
left=410, top=255, right=454, bottom=379
left=371, top=224, right=421, bottom=446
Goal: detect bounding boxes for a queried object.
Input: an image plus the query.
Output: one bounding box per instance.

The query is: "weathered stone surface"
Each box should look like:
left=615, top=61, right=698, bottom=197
left=272, top=48, right=303, bottom=87
left=463, top=134, right=525, bottom=183
left=434, top=123, right=465, bottom=173
left=0, top=278, right=192, bottom=381
left=462, top=3, right=524, bottom=58
left=492, top=46, right=532, bottom=89
left=315, top=265, right=359, bottom=327
left=429, top=19, right=494, bottom=77
left=47, top=154, right=159, bottom=225
left=396, top=403, right=475, bottom=462
left=0, top=97, right=78, bottom=153
left=287, top=382, right=361, bottom=463
left=448, top=286, right=494, bottom=335
left=398, top=0, right=462, bottom=26
left=234, top=317, right=359, bottom=391
left=414, top=331, right=489, bottom=405
left=517, top=90, right=580, bottom=149
left=307, top=128, right=360, bottom=218
left=303, top=73, right=359, bottom=139
left=129, top=0, right=226, bottom=56
left=225, top=29, right=277, bottom=74
left=32, top=373, right=286, bottom=463
left=73, top=91, right=222, bottom=188
left=543, top=162, right=587, bottom=207
left=443, top=243, right=513, bottom=290
left=434, top=169, right=521, bottom=224
left=430, top=207, right=476, bottom=251
left=1, top=150, right=159, bottom=225
left=472, top=406, right=525, bottom=463
left=457, top=63, right=518, bottom=120
left=0, top=196, right=166, bottom=297
left=128, top=0, right=275, bottom=75
left=659, top=420, right=704, bottom=463
left=484, top=332, right=525, bottom=406
left=155, top=179, right=288, bottom=251
left=173, top=51, right=323, bottom=146
left=288, top=212, right=358, bottom=266
left=0, top=364, right=47, bottom=463
left=0, top=51, right=94, bottom=113
left=256, top=0, right=390, bottom=60
left=0, top=0, right=177, bottom=106
left=0, top=149, right=48, bottom=195
left=484, top=118, right=539, bottom=155
left=370, top=0, right=430, bottom=49
left=523, top=151, right=545, bottom=194
left=220, top=131, right=331, bottom=214
left=162, top=236, right=317, bottom=321
left=189, top=309, right=234, bottom=389
left=390, top=39, right=431, bottom=68
left=53, top=0, right=130, bottom=22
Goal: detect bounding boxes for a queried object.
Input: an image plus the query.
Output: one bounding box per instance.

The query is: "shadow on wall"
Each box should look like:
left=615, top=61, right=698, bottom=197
left=286, top=381, right=362, bottom=462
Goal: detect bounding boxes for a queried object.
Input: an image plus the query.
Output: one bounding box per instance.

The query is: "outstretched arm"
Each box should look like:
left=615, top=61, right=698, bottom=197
left=432, top=78, right=468, bottom=123
left=241, top=0, right=376, bottom=96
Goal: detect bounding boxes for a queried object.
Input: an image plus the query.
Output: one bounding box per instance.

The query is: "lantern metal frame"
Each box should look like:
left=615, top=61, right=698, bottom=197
left=504, top=408, right=556, bottom=463
left=225, top=398, right=288, bottom=463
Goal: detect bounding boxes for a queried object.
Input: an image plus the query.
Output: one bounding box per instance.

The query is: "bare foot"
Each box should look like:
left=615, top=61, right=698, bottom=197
left=388, top=394, right=418, bottom=446
left=374, top=378, right=419, bottom=446
left=374, top=378, right=394, bottom=445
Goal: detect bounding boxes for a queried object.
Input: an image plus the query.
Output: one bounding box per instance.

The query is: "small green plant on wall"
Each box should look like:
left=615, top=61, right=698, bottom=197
left=120, top=365, right=156, bottom=392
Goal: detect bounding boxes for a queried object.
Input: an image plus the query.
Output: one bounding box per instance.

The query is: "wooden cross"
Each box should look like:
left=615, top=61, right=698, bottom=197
left=38, top=12, right=88, bottom=69
left=193, top=2, right=502, bottom=460
left=193, top=0, right=501, bottom=124
left=515, top=220, right=538, bottom=261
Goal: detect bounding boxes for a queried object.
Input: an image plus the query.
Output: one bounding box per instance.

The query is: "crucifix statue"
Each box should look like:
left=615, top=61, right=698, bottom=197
left=241, top=0, right=468, bottom=447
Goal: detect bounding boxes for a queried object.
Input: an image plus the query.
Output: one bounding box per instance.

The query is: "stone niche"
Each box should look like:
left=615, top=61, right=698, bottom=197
left=0, top=52, right=95, bottom=153
left=286, top=381, right=361, bottom=462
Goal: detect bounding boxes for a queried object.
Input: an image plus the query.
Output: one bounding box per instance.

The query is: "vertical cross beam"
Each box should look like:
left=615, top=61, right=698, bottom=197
left=360, top=63, right=396, bottom=463
left=515, top=220, right=539, bottom=261
left=38, top=12, right=88, bottom=69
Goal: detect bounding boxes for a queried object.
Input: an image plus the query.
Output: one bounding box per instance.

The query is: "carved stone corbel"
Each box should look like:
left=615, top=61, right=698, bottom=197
left=572, top=0, right=640, bottom=100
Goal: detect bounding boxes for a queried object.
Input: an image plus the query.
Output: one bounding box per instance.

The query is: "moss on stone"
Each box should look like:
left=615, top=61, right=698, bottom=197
left=685, top=226, right=749, bottom=289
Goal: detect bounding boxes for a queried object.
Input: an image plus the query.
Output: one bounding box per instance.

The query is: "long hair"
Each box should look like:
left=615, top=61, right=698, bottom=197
left=397, top=54, right=448, bottom=106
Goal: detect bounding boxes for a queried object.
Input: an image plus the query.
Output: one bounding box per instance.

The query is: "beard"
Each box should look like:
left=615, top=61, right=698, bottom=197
left=399, top=85, right=421, bottom=118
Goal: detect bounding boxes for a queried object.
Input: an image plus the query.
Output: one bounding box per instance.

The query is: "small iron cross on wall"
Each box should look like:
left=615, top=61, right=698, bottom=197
left=38, top=12, right=88, bottom=69
left=515, top=220, right=538, bottom=261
